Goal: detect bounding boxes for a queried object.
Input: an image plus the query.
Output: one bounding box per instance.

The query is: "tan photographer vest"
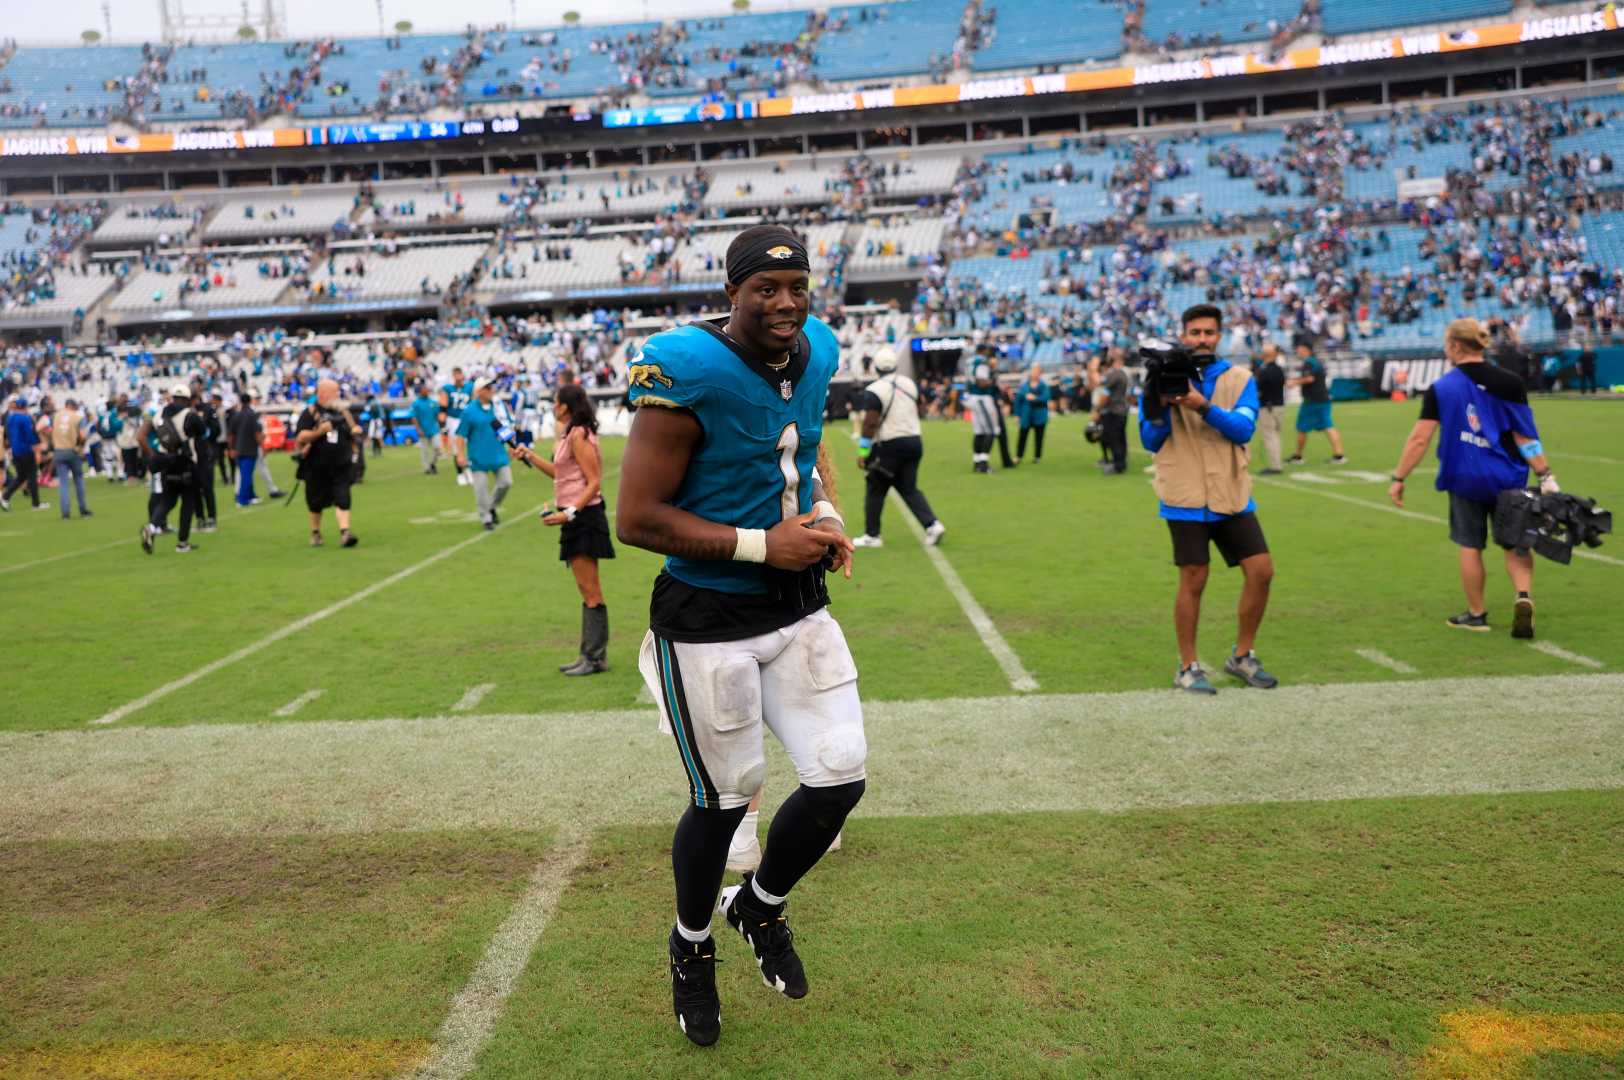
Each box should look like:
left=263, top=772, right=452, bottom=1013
left=1151, top=366, right=1254, bottom=516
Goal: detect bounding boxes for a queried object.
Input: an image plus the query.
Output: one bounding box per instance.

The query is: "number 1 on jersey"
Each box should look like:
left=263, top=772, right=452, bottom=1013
left=776, top=423, right=799, bottom=521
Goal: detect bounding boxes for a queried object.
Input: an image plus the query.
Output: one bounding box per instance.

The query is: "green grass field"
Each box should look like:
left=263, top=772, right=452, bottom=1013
left=1, top=397, right=1621, bottom=1078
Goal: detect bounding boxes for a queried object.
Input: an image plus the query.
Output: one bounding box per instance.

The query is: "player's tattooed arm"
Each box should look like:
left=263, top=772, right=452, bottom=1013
left=616, top=406, right=744, bottom=561
left=812, top=441, right=838, bottom=508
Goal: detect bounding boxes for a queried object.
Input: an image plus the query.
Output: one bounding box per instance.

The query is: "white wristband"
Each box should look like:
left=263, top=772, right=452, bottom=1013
left=562, top=505, right=578, bottom=522
left=812, top=499, right=843, bottom=529
left=732, top=527, right=768, bottom=563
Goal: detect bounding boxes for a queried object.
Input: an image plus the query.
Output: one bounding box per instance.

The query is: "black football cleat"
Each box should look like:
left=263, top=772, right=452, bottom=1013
left=669, top=928, right=722, bottom=1047
left=719, top=873, right=808, bottom=999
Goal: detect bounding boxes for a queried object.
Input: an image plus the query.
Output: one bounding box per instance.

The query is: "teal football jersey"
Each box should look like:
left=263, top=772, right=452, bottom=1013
left=629, top=315, right=840, bottom=596
left=440, top=380, right=473, bottom=418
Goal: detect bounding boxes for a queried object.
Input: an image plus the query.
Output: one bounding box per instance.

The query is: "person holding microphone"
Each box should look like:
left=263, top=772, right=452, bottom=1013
left=512, top=383, right=615, bottom=675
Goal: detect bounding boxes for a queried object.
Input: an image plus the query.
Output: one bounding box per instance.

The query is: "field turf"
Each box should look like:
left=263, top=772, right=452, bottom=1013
left=1, top=396, right=1621, bottom=1077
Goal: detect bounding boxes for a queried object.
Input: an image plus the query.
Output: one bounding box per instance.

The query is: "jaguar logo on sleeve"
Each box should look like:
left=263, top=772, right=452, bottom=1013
left=628, top=363, right=674, bottom=390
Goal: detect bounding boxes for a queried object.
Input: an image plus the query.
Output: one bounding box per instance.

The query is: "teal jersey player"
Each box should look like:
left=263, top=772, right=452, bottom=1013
left=439, top=376, right=473, bottom=419
left=628, top=314, right=840, bottom=597
left=617, top=225, right=865, bottom=1052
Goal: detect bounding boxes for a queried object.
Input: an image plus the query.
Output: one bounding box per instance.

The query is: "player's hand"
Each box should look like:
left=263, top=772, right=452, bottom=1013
left=765, top=511, right=845, bottom=572
left=455, top=456, right=468, bottom=469
left=856, top=453, right=869, bottom=471
left=812, top=506, right=855, bottom=580
left=1539, top=472, right=1560, bottom=495
left=541, top=511, right=569, bottom=526
left=1388, top=479, right=1405, bottom=508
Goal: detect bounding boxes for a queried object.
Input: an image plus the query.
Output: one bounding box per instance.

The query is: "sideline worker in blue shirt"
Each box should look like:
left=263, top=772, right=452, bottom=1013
left=1387, top=318, right=1556, bottom=638
left=454, top=377, right=512, bottom=531
left=1140, top=304, right=1279, bottom=695
left=410, top=381, right=442, bottom=475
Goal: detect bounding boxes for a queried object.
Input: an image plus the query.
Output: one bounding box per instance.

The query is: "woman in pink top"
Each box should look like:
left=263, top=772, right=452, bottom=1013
left=512, top=383, right=615, bottom=675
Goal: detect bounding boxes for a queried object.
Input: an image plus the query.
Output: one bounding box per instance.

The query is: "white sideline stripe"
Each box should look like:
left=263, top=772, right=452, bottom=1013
left=272, top=689, right=324, bottom=717
left=1530, top=641, right=1605, bottom=669
left=890, top=490, right=1039, bottom=692
left=0, top=539, right=127, bottom=577
left=1354, top=648, right=1418, bottom=675
left=1258, top=479, right=1624, bottom=568
left=404, top=833, right=589, bottom=1080
left=88, top=502, right=550, bottom=726
left=451, top=683, right=496, bottom=713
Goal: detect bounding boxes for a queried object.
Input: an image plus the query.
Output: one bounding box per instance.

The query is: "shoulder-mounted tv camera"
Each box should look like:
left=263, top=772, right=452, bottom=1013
left=1138, top=339, right=1203, bottom=398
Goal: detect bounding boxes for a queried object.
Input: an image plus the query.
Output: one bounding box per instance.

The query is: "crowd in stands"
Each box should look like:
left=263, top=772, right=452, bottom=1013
left=0, top=202, right=108, bottom=321
left=928, top=95, right=1624, bottom=359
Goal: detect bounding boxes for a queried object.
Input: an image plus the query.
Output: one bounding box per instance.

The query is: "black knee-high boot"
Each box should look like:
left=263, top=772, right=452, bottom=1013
left=563, top=604, right=609, bottom=676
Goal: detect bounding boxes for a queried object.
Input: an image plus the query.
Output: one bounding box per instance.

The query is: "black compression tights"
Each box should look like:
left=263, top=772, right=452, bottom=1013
left=755, top=780, right=866, bottom=899
left=672, top=803, right=748, bottom=932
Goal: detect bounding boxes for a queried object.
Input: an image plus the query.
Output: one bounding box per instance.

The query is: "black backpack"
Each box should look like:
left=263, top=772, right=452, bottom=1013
left=155, top=411, right=187, bottom=455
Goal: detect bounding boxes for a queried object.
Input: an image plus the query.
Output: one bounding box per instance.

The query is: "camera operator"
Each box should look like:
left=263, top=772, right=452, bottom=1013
left=139, top=385, right=205, bottom=554
left=294, top=378, right=363, bottom=549
left=850, top=347, right=945, bottom=548
left=1139, top=305, right=1278, bottom=695
left=1092, top=349, right=1131, bottom=475
left=1387, top=319, right=1555, bottom=638
left=453, top=377, right=512, bottom=531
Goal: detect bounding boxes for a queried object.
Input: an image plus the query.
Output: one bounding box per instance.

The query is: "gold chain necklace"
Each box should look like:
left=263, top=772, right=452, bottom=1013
left=720, top=323, right=792, bottom=370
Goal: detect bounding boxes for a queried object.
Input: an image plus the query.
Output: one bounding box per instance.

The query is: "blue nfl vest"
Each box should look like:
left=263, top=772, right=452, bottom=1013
left=628, top=315, right=839, bottom=595
left=1431, top=366, right=1535, bottom=503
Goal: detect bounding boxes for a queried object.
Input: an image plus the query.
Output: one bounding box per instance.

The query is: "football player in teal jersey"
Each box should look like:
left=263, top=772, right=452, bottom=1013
left=437, top=366, right=475, bottom=486
left=618, top=225, right=863, bottom=1048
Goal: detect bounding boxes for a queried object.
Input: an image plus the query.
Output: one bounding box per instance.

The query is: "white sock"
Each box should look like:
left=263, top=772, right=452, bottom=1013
left=675, top=919, right=710, bottom=944
left=751, top=876, right=786, bottom=908
left=730, top=810, right=759, bottom=849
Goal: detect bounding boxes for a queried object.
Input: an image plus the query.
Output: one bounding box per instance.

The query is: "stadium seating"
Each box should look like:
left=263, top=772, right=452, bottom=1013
left=108, top=259, right=295, bottom=314
left=150, top=42, right=296, bottom=121
left=1319, top=0, right=1511, bottom=37
left=305, top=243, right=487, bottom=301
left=0, top=270, right=116, bottom=318
left=92, top=203, right=201, bottom=246
left=815, top=2, right=963, bottom=80
left=849, top=217, right=948, bottom=274
left=303, top=33, right=471, bottom=118
left=642, top=11, right=811, bottom=98
left=205, top=192, right=361, bottom=241
left=1140, top=0, right=1300, bottom=46
left=0, top=46, right=145, bottom=128
left=0, top=212, right=40, bottom=259
left=969, top=0, right=1124, bottom=71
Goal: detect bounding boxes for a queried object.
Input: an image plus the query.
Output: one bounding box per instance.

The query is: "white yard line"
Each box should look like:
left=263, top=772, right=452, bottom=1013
left=272, top=689, right=325, bottom=717
left=88, top=501, right=550, bottom=726
left=1258, top=479, right=1624, bottom=568
left=889, top=490, right=1039, bottom=692
left=1529, top=641, right=1606, bottom=669
left=451, top=683, right=496, bottom=713
left=403, top=833, right=589, bottom=1080
left=1354, top=648, right=1418, bottom=675
left=0, top=538, right=128, bottom=577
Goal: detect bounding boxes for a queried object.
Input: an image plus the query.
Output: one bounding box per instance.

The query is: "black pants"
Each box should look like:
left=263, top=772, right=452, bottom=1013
left=1016, top=423, right=1046, bottom=461
left=215, top=445, right=231, bottom=484
left=863, top=436, right=937, bottom=537
left=995, top=423, right=1016, bottom=467
left=1102, top=412, right=1129, bottom=471
left=150, top=476, right=198, bottom=543
left=3, top=455, right=39, bottom=506
left=195, top=458, right=216, bottom=521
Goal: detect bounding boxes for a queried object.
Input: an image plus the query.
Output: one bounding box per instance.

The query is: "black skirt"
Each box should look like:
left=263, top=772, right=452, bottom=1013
left=559, top=501, right=616, bottom=561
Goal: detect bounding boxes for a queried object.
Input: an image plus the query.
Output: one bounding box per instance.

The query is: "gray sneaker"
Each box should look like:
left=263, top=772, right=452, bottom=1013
left=1174, top=664, right=1218, bottom=695
left=1225, top=650, right=1279, bottom=689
